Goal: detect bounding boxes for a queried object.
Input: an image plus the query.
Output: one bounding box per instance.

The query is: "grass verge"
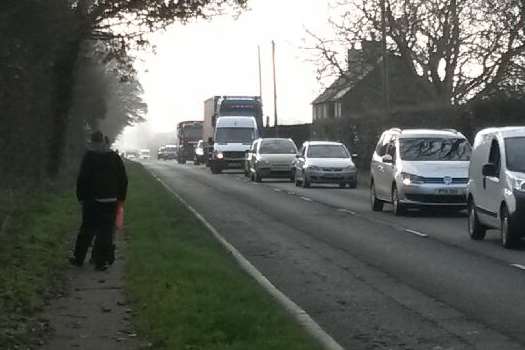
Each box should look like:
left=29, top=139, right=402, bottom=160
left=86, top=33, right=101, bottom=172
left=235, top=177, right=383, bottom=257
left=125, top=162, right=322, bottom=350
left=0, top=189, right=79, bottom=348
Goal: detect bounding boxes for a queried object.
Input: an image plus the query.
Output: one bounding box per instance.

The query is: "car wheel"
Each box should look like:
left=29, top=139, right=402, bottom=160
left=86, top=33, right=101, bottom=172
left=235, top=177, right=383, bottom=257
left=468, top=200, right=486, bottom=240
left=392, top=186, right=406, bottom=216
left=501, top=206, right=519, bottom=249
left=302, top=172, right=310, bottom=188
left=370, top=182, right=384, bottom=212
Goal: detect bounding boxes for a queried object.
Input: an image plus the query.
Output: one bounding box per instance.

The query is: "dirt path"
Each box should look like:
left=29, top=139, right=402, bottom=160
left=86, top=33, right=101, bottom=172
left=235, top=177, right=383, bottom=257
left=39, top=237, right=144, bottom=350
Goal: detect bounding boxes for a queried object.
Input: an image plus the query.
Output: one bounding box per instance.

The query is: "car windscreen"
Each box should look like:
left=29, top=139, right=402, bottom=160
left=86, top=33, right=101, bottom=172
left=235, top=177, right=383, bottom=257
left=259, top=140, right=297, bottom=154
left=215, top=127, right=255, bottom=144
left=505, top=137, right=525, bottom=173
left=307, top=145, right=349, bottom=158
left=399, top=138, right=471, bottom=161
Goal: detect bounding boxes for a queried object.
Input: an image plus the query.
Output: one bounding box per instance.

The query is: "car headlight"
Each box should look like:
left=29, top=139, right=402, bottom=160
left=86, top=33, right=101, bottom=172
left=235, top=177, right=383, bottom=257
left=308, top=166, right=322, bottom=171
left=401, top=172, right=424, bottom=185
left=216, top=152, right=224, bottom=160
left=511, top=177, right=525, bottom=192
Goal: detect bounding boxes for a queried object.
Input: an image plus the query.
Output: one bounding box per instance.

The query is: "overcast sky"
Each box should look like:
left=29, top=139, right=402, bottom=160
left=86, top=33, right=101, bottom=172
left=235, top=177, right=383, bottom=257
left=118, top=0, right=333, bottom=147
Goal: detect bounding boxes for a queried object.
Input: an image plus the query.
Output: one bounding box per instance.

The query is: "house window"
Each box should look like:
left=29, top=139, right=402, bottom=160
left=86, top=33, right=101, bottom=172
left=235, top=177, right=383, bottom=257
left=335, top=102, right=342, bottom=119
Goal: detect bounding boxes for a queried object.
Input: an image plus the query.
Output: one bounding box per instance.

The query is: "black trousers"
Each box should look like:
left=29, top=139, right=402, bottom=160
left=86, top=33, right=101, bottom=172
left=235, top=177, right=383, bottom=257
left=73, top=201, right=117, bottom=267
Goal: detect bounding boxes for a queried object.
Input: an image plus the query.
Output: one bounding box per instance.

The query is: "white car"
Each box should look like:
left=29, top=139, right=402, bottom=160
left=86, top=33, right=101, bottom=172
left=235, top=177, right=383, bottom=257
left=294, top=141, right=358, bottom=188
left=467, top=127, right=525, bottom=249
left=139, top=149, right=151, bottom=160
left=370, top=128, right=471, bottom=215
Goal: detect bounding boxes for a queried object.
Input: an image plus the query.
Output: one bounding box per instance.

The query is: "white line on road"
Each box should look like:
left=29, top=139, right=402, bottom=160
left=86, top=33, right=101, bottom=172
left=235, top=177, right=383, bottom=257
left=301, top=196, right=313, bottom=202
left=336, top=208, right=357, bottom=215
left=287, top=191, right=296, bottom=195
left=149, top=172, right=345, bottom=350
left=510, top=264, right=525, bottom=271
left=405, top=229, right=429, bottom=238
left=273, top=188, right=282, bottom=192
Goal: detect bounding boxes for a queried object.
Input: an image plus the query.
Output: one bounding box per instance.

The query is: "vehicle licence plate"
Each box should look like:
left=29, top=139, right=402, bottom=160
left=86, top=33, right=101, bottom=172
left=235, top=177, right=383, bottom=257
left=436, top=188, right=459, bottom=195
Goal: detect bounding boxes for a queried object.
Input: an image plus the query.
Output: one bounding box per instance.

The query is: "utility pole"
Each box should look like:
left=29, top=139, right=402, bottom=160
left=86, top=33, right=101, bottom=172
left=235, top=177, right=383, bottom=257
left=272, top=40, right=279, bottom=137
left=380, top=0, right=391, bottom=120
left=258, top=45, right=263, bottom=104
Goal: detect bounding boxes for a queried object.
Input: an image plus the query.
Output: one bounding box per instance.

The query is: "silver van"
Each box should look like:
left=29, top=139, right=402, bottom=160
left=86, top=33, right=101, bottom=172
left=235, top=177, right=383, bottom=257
left=370, top=129, right=471, bottom=215
left=467, top=127, right=525, bottom=248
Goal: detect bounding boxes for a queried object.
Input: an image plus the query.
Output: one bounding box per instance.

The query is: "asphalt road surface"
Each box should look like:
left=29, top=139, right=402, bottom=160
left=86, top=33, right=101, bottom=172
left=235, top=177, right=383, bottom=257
left=142, top=160, right=525, bottom=350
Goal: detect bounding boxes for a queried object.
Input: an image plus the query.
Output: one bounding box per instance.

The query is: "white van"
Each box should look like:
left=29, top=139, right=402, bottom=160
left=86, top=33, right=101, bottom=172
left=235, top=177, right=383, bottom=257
left=467, top=127, right=525, bottom=248
left=210, top=116, right=258, bottom=174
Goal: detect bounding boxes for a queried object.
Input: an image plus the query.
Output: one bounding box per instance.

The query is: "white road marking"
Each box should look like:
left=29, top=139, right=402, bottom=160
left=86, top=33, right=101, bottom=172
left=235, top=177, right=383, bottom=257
left=336, top=208, right=357, bottom=215
left=301, top=196, right=313, bottom=202
left=405, top=229, right=429, bottom=238
left=287, top=191, right=296, bottom=195
left=273, top=188, right=282, bottom=192
left=510, top=264, right=525, bottom=271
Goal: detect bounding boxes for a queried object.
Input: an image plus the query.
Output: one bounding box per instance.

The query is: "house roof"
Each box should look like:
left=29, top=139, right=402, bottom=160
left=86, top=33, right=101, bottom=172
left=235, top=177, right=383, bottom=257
left=312, top=58, right=378, bottom=105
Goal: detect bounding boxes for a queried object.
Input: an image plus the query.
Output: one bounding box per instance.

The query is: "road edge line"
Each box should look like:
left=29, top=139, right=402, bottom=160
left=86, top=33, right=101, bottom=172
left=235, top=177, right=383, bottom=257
left=151, top=173, right=345, bottom=350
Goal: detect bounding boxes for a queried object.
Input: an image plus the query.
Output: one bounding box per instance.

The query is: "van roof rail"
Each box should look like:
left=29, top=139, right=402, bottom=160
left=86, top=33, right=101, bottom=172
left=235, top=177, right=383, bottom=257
left=442, top=128, right=459, bottom=133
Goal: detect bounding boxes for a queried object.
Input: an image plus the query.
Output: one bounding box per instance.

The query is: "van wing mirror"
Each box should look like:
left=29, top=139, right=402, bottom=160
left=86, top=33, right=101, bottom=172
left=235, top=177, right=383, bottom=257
left=382, top=154, right=393, bottom=164
left=482, top=163, right=497, bottom=177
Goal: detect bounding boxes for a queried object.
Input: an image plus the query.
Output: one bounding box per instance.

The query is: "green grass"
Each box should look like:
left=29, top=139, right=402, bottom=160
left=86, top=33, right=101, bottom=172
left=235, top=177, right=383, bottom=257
left=0, top=189, right=79, bottom=347
left=125, top=162, right=322, bottom=350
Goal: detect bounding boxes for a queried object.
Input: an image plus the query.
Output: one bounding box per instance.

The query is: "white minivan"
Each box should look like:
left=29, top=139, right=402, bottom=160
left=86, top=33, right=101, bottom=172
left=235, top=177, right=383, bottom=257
left=370, top=128, right=471, bottom=215
left=467, top=127, right=525, bottom=248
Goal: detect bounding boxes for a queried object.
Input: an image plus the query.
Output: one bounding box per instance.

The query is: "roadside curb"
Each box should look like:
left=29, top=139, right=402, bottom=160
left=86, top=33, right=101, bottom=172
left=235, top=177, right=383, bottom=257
left=150, top=171, right=345, bottom=350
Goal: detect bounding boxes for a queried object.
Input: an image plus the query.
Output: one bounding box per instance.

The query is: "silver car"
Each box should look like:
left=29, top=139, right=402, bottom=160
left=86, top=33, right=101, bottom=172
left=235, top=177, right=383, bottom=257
left=247, top=138, right=298, bottom=182
left=370, top=128, right=472, bottom=215
left=294, top=141, right=358, bottom=188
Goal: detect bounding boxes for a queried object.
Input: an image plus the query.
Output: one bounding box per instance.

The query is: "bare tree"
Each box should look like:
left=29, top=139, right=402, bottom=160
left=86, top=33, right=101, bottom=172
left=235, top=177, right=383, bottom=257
left=307, top=0, right=525, bottom=105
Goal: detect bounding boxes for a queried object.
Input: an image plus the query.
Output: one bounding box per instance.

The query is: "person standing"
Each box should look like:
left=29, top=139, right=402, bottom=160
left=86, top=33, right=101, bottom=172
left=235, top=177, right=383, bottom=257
left=70, top=131, right=128, bottom=271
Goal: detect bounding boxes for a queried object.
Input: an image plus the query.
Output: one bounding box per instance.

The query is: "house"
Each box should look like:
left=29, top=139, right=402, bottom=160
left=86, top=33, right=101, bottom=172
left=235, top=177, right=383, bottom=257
left=311, top=40, right=435, bottom=163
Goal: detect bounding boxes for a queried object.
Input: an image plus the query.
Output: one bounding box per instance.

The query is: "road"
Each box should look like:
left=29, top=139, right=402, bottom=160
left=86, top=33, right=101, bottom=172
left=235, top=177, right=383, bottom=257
left=142, top=160, right=525, bottom=350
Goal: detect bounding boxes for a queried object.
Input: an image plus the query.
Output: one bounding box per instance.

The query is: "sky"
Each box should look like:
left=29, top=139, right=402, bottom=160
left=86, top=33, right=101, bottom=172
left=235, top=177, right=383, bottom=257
left=118, top=0, right=333, bottom=148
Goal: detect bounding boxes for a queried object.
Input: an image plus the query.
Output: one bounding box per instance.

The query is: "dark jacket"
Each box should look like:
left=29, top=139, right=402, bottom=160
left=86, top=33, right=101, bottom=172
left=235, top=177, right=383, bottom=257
left=76, top=147, right=128, bottom=202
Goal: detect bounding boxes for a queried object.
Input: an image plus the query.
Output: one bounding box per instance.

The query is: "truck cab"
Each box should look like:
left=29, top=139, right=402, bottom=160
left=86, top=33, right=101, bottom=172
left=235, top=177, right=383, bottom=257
left=210, top=117, right=258, bottom=174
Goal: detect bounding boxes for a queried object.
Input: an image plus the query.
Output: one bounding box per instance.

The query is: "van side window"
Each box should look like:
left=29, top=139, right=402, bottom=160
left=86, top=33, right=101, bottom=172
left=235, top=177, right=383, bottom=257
left=488, top=139, right=501, bottom=177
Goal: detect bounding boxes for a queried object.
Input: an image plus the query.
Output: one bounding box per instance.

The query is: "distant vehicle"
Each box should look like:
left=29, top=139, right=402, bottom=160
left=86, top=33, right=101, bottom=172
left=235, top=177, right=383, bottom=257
left=159, top=145, right=178, bottom=160
left=125, top=150, right=139, bottom=159
left=209, top=116, right=259, bottom=174
left=139, top=149, right=151, bottom=160
left=194, top=140, right=205, bottom=165
left=246, top=138, right=298, bottom=182
left=370, top=128, right=471, bottom=215
left=157, top=146, right=165, bottom=160
left=294, top=141, right=357, bottom=189
left=177, top=121, right=203, bottom=164
left=467, top=127, right=525, bottom=249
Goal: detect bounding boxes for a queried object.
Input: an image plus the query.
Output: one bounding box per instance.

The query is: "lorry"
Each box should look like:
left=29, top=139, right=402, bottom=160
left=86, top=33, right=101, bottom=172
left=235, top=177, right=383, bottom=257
left=203, top=96, right=264, bottom=173
left=176, top=120, right=203, bottom=164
